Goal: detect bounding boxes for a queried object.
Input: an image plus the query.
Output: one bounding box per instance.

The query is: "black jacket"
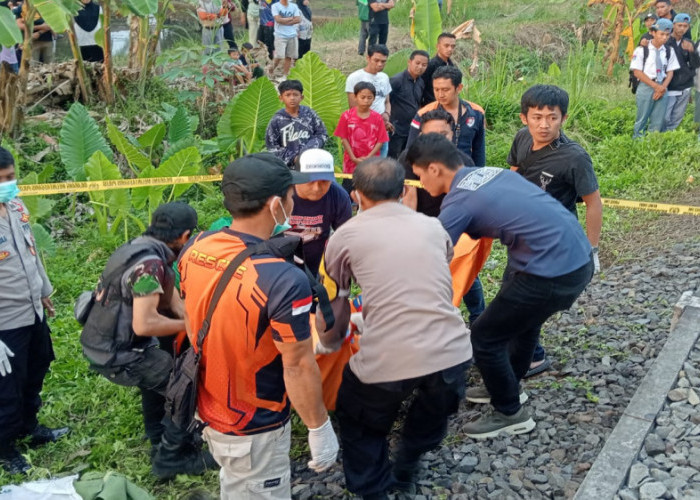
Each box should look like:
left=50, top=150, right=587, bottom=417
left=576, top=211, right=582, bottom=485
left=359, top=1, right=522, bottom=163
left=667, top=37, right=700, bottom=91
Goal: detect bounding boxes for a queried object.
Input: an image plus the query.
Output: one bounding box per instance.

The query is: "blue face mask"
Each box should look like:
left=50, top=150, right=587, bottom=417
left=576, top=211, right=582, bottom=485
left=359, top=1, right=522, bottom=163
left=270, top=197, right=291, bottom=236
left=0, top=180, right=19, bottom=203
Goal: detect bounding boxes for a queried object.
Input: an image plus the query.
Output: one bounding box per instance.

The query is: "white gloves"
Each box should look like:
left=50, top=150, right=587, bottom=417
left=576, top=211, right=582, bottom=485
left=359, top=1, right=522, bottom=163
left=314, top=340, right=339, bottom=355
left=350, top=312, right=364, bottom=335
left=307, top=417, right=339, bottom=472
left=0, top=340, right=14, bottom=377
left=592, top=247, right=600, bottom=274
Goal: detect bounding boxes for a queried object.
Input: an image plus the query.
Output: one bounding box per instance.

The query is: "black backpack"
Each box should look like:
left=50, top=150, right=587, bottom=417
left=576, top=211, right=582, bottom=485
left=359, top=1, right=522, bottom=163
left=629, top=44, right=671, bottom=94
left=164, top=236, right=335, bottom=433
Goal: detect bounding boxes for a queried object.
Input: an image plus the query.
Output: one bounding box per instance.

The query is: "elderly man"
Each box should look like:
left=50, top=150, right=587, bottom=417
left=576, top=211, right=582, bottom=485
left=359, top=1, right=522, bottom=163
left=0, top=147, right=68, bottom=474
left=317, top=157, right=472, bottom=499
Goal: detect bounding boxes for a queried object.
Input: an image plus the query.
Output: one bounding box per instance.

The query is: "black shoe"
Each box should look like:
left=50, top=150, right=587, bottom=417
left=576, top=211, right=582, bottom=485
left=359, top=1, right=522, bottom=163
left=29, top=424, right=70, bottom=446
left=0, top=445, right=31, bottom=475
left=151, top=440, right=218, bottom=480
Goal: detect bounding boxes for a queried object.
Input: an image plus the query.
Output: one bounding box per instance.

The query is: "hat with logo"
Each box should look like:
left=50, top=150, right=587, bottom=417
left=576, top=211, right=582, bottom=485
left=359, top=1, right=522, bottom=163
left=652, top=18, right=674, bottom=32
left=222, top=153, right=310, bottom=204
left=673, top=13, right=691, bottom=24
left=644, top=12, right=658, bottom=21
left=150, top=201, right=198, bottom=232
left=294, top=149, right=336, bottom=182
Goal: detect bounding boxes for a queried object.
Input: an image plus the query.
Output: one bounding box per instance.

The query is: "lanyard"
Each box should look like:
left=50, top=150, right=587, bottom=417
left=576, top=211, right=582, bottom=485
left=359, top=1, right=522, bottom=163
left=453, top=101, right=464, bottom=144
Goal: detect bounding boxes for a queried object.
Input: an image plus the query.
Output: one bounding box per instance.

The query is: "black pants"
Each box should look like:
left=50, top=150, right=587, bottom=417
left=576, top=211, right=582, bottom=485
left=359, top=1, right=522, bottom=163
left=336, top=362, right=469, bottom=496
left=298, top=38, right=311, bottom=60
left=80, top=45, right=104, bottom=63
left=0, top=315, right=55, bottom=445
left=222, top=21, right=237, bottom=50
left=258, top=25, right=274, bottom=60
left=92, top=343, right=185, bottom=446
left=471, top=258, right=593, bottom=415
left=387, top=133, right=407, bottom=159
left=368, top=23, right=388, bottom=46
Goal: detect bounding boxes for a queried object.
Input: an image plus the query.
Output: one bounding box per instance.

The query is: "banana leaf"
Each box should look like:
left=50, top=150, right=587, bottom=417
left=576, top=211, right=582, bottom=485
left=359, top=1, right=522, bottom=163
left=0, top=6, right=22, bottom=46
left=411, top=0, right=442, bottom=55
left=121, top=0, right=158, bottom=17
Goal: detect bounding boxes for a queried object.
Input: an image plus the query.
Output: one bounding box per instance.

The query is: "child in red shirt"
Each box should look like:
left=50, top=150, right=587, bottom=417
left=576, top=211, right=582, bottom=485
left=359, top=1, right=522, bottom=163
left=334, top=82, right=389, bottom=174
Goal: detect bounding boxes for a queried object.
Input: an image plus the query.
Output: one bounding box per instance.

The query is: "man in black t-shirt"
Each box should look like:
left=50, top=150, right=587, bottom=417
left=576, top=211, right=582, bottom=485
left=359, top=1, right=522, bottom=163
left=421, top=32, right=456, bottom=106
left=388, top=49, right=429, bottom=158
left=15, top=4, right=54, bottom=63
left=367, top=0, right=393, bottom=46
left=508, top=84, right=602, bottom=377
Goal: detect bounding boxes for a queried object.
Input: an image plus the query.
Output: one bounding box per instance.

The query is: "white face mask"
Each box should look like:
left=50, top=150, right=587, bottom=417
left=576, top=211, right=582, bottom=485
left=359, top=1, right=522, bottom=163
left=270, top=196, right=291, bottom=236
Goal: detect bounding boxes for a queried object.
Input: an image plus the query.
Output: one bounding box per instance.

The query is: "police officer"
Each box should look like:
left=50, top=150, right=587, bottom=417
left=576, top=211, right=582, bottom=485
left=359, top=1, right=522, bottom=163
left=0, top=147, right=69, bottom=474
left=80, top=201, right=216, bottom=480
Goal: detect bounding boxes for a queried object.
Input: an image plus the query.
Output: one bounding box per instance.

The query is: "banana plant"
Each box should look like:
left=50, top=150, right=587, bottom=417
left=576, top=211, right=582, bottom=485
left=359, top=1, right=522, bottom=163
left=411, top=0, right=442, bottom=55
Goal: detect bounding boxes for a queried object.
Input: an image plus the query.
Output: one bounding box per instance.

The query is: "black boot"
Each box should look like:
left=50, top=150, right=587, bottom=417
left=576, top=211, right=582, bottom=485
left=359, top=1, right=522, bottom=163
left=151, top=438, right=218, bottom=480
left=28, top=424, right=70, bottom=447
left=0, top=444, right=31, bottom=475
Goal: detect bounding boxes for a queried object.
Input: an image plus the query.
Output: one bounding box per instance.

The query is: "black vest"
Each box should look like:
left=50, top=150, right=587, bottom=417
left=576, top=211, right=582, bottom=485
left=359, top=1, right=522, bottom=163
left=80, top=237, right=175, bottom=367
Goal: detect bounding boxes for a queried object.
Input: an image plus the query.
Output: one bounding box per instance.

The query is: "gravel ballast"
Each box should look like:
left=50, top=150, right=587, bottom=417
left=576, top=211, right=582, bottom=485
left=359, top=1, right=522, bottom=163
left=290, top=240, right=700, bottom=499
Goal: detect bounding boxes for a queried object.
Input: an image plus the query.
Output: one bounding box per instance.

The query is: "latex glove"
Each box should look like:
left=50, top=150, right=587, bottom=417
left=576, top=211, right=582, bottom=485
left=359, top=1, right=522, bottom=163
left=307, top=417, right=339, bottom=472
left=592, top=247, right=600, bottom=274
left=350, top=312, right=364, bottom=335
left=314, top=339, right=340, bottom=355
left=0, top=340, right=14, bottom=377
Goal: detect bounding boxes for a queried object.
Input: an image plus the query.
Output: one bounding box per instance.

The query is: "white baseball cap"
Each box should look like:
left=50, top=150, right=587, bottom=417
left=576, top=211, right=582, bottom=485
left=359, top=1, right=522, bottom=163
left=296, top=149, right=336, bottom=182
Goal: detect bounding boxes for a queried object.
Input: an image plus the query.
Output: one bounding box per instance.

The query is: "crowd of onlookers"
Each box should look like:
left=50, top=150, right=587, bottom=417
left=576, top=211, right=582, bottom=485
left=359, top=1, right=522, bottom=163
left=630, top=0, right=700, bottom=138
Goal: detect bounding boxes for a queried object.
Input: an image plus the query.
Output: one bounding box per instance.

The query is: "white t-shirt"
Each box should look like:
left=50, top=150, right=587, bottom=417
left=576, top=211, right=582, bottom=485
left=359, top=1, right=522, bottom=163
left=272, top=1, right=301, bottom=39
left=345, top=69, right=392, bottom=114
left=630, top=43, right=680, bottom=82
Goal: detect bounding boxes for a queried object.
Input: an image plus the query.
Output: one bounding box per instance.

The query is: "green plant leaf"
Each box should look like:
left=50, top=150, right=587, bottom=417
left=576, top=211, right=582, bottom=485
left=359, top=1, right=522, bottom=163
left=106, top=118, right=152, bottom=175
left=121, top=0, right=158, bottom=17
left=163, top=136, right=196, bottom=163
left=31, top=223, right=55, bottom=257
left=383, top=49, right=413, bottom=78
left=137, top=123, right=166, bottom=156
left=37, top=164, right=55, bottom=183
left=288, top=52, right=343, bottom=137
left=412, top=0, right=442, bottom=55
left=59, top=102, right=113, bottom=181
left=84, top=149, right=122, bottom=205
left=155, top=146, right=202, bottom=200
left=131, top=165, right=165, bottom=210
left=168, top=107, right=192, bottom=145
left=34, top=0, right=74, bottom=33
left=20, top=172, right=55, bottom=221
left=217, top=77, right=281, bottom=153
left=0, top=6, right=22, bottom=46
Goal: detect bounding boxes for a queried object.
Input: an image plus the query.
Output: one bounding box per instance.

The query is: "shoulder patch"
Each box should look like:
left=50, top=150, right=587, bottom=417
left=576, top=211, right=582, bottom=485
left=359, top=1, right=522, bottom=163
left=132, top=274, right=161, bottom=295
left=0, top=250, right=10, bottom=261
left=456, top=167, right=503, bottom=191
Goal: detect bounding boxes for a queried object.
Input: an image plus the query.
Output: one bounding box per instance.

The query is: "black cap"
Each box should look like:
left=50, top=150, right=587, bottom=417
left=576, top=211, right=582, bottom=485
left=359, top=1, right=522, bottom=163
left=644, top=12, right=658, bottom=20
left=150, top=201, right=198, bottom=232
left=222, top=153, right=310, bottom=203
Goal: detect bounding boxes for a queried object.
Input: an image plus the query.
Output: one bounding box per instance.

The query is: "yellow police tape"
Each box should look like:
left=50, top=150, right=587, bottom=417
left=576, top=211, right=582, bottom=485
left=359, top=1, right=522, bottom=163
left=18, top=175, right=700, bottom=216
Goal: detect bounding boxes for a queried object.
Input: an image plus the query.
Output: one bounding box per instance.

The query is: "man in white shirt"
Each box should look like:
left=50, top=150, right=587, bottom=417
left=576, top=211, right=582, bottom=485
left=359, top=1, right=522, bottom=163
left=345, top=44, right=393, bottom=157
left=630, top=18, right=680, bottom=137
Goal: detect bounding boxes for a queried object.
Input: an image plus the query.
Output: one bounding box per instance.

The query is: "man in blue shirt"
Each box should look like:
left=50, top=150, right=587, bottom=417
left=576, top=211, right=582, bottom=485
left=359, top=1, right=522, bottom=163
left=406, top=134, right=593, bottom=439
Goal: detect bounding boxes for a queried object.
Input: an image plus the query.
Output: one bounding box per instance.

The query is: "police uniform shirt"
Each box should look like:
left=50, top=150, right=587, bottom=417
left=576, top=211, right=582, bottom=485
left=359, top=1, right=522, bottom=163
left=438, top=167, right=592, bottom=278
left=0, top=198, right=53, bottom=329
left=507, top=128, right=599, bottom=215
left=320, top=202, right=471, bottom=385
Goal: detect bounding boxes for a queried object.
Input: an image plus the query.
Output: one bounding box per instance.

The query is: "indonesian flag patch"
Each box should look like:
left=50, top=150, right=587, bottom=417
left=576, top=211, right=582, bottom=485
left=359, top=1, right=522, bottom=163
left=292, top=296, right=313, bottom=316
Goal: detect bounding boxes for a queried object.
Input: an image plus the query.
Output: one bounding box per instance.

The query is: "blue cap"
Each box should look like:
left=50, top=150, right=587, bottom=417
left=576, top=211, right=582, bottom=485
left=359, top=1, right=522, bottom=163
left=673, top=13, right=690, bottom=24
left=652, top=18, right=674, bottom=32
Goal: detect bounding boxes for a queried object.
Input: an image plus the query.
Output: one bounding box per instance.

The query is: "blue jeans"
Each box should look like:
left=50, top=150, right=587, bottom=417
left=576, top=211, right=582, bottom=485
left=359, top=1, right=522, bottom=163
left=380, top=141, right=389, bottom=158
left=663, top=88, right=692, bottom=131
left=634, top=82, right=669, bottom=138
left=463, top=276, right=485, bottom=325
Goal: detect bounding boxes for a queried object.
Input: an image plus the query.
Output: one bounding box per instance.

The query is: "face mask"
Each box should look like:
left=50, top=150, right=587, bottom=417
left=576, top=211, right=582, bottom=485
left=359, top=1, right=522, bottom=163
left=0, top=180, right=19, bottom=203
left=270, top=196, right=291, bottom=236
